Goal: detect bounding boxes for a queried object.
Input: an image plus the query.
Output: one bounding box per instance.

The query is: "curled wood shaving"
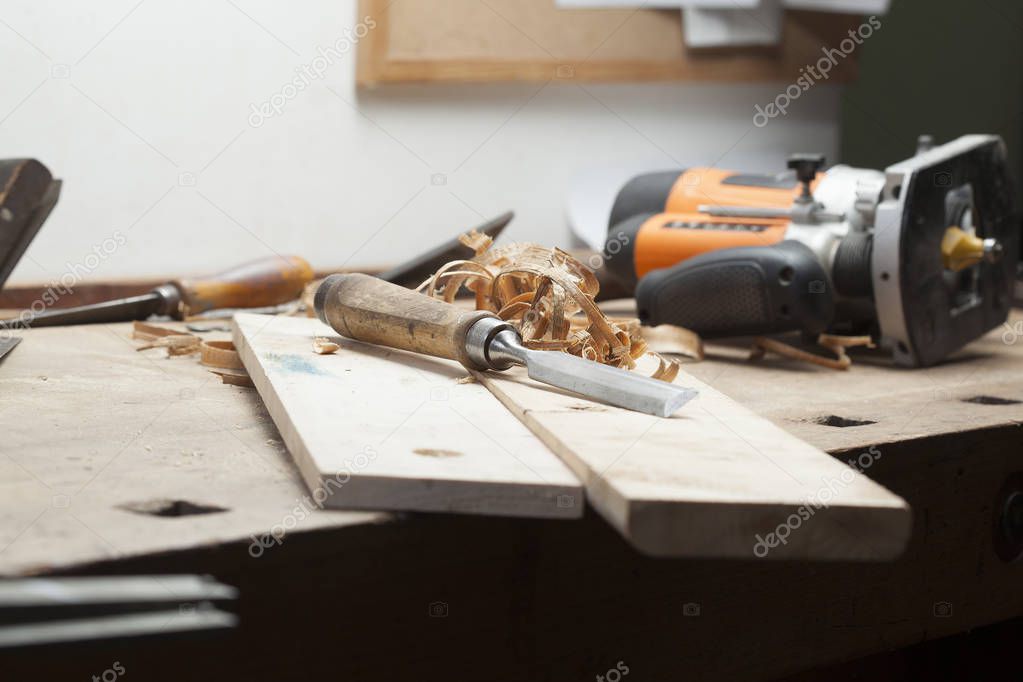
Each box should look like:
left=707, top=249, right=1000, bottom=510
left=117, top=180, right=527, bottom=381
left=420, top=239, right=684, bottom=382
left=133, top=321, right=202, bottom=357
left=132, top=321, right=251, bottom=388
left=459, top=229, right=493, bottom=256
left=200, top=340, right=245, bottom=370
left=651, top=354, right=681, bottom=382
left=750, top=334, right=875, bottom=371
left=312, top=337, right=341, bottom=355
left=636, top=323, right=704, bottom=361
left=198, top=339, right=253, bottom=385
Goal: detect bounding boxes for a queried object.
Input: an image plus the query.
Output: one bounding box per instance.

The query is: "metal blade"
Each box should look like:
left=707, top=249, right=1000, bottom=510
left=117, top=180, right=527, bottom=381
left=523, top=348, right=697, bottom=417
left=0, top=292, right=161, bottom=329
left=0, top=336, right=20, bottom=361
left=376, top=211, right=513, bottom=287
left=0, top=162, right=62, bottom=291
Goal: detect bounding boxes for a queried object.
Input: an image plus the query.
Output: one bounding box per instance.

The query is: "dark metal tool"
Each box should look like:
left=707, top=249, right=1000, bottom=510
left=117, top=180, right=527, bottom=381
left=0, top=255, right=315, bottom=329
left=0, top=159, right=62, bottom=290
left=0, top=159, right=62, bottom=354
left=376, top=211, right=513, bottom=287
left=0, top=575, right=237, bottom=649
left=0, top=212, right=511, bottom=329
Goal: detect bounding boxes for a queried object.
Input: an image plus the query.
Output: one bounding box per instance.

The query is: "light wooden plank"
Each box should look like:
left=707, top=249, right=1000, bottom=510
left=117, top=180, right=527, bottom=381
left=233, top=313, right=583, bottom=519
left=475, top=361, right=911, bottom=559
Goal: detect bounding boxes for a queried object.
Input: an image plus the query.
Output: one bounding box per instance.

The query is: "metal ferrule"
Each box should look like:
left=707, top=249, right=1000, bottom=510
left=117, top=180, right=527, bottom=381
left=151, top=283, right=183, bottom=318
left=464, top=317, right=519, bottom=370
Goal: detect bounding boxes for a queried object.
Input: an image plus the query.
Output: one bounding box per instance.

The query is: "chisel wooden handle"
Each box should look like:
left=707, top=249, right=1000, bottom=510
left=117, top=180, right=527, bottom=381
left=171, top=255, right=314, bottom=316
left=315, top=273, right=495, bottom=368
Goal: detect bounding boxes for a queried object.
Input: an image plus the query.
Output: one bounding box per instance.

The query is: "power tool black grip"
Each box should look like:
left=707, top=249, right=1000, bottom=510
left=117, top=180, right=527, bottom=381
left=634, top=241, right=835, bottom=338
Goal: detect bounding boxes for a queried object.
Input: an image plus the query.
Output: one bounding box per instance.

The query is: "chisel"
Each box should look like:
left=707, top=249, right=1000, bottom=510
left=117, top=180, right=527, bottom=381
left=314, top=273, right=697, bottom=417
left=0, top=255, right=314, bottom=329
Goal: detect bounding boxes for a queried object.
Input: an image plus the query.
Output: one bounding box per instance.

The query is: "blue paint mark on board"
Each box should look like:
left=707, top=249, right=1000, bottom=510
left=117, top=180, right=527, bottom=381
left=263, top=352, right=326, bottom=377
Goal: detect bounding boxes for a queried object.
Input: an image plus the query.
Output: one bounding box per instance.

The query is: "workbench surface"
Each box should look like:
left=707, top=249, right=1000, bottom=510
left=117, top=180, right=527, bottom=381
left=3, top=314, right=1020, bottom=574
left=2, top=313, right=1021, bottom=681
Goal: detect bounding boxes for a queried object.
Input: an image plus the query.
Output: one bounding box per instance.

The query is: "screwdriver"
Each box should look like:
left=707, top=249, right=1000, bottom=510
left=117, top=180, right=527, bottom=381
left=1, top=255, right=314, bottom=328
left=314, top=273, right=697, bottom=417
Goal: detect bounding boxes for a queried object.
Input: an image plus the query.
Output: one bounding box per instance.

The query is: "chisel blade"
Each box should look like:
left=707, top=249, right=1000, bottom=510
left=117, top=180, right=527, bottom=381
left=522, top=348, right=697, bottom=417
left=0, top=292, right=162, bottom=329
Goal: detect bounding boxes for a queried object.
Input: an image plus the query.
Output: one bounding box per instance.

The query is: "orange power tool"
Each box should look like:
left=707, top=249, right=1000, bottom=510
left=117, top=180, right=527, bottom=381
left=603, top=135, right=1020, bottom=367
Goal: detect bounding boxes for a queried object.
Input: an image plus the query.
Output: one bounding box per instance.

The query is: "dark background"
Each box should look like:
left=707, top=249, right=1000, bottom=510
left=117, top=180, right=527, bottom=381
left=841, top=0, right=1023, bottom=207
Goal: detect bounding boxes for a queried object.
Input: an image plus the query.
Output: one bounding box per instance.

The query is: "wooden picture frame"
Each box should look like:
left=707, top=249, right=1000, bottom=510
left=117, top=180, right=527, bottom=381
left=356, top=0, right=862, bottom=86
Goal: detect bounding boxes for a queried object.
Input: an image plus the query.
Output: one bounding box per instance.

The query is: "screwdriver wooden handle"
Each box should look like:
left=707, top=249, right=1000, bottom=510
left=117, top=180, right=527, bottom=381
left=170, top=255, right=314, bottom=317
left=315, top=273, right=494, bottom=368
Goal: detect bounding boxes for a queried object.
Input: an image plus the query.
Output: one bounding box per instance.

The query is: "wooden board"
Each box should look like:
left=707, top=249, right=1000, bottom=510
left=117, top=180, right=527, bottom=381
left=476, top=362, right=911, bottom=559
left=232, top=313, right=582, bottom=519
left=357, top=0, right=862, bottom=85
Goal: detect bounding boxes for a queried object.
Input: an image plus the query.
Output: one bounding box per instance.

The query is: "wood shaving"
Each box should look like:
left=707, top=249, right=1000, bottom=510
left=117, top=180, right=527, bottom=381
left=133, top=321, right=201, bottom=356
left=750, top=334, right=875, bottom=371
left=419, top=235, right=683, bottom=382
left=200, top=340, right=245, bottom=370
left=132, top=320, right=188, bottom=342
left=458, top=229, right=493, bottom=256
left=312, top=337, right=341, bottom=355
left=135, top=334, right=201, bottom=356
left=208, top=368, right=254, bottom=387
left=132, top=321, right=251, bottom=388
left=637, top=323, right=704, bottom=361
left=455, top=375, right=477, bottom=384
left=199, top=339, right=252, bottom=384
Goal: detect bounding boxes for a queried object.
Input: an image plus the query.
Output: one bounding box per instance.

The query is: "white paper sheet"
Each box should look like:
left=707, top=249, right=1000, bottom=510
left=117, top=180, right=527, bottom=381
left=556, top=0, right=760, bottom=7
left=557, top=0, right=888, bottom=9
left=683, top=0, right=784, bottom=48
left=555, top=0, right=892, bottom=49
left=785, top=0, right=890, bottom=13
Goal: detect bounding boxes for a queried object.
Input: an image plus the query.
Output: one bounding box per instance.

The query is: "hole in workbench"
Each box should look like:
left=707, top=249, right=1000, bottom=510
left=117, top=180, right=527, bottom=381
left=963, top=395, right=1022, bottom=406
left=119, top=499, right=228, bottom=517
left=813, top=415, right=877, bottom=428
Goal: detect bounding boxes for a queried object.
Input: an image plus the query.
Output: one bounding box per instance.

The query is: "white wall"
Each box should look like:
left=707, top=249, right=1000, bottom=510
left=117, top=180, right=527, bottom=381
left=0, top=0, right=840, bottom=283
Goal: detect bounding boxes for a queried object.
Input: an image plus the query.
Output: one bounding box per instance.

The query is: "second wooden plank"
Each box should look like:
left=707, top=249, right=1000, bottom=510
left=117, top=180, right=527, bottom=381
left=476, top=365, right=911, bottom=559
